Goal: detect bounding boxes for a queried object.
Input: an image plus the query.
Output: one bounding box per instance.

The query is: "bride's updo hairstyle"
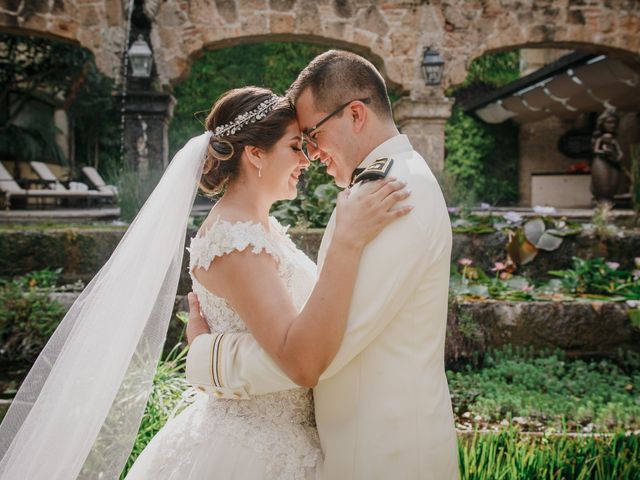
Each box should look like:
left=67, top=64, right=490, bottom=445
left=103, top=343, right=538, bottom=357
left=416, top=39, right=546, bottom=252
left=201, top=86, right=296, bottom=194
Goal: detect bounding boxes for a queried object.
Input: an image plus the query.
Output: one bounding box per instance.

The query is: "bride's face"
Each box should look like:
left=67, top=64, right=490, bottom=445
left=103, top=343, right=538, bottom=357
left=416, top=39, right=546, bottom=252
left=261, top=121, right=310, bottom=201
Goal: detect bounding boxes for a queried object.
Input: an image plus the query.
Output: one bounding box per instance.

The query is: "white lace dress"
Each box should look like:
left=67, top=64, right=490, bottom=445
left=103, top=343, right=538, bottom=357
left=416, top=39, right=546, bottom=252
left=125, top=217, right=322, bottom=480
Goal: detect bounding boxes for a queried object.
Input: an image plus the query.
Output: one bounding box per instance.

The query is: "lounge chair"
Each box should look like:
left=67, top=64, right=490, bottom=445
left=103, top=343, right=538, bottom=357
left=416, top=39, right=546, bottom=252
left=82, top=166, right=118, bottom=197
left=30, top=161, right=114, bottom=202
left=0, top=162, right=95, bottom=209
left=28, top=161, right=69, bottom=191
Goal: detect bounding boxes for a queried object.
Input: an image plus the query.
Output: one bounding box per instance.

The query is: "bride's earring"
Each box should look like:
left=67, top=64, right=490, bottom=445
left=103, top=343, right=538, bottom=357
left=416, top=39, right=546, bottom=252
left=258, top=166, right=262, bottom=178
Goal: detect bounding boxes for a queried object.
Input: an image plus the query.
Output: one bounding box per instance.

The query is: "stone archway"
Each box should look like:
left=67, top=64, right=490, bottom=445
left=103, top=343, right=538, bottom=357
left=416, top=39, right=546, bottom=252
left=2, top=0, right=638, bottom=172
left=148, top=0, right=423, bottom=94
left=0, top=0, right=126, bottom=81
left=440, top=0, right=640, bottom=89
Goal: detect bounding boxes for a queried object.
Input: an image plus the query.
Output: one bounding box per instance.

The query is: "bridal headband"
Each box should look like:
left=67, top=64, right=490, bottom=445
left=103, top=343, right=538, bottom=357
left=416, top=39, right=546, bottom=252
left=213, top=95, right=280, bottom=137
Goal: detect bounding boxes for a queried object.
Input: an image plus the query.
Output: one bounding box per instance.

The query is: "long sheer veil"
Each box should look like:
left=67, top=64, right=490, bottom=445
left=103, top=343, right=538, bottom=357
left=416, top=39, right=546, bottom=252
left=0, top=132, right=212, bottom=479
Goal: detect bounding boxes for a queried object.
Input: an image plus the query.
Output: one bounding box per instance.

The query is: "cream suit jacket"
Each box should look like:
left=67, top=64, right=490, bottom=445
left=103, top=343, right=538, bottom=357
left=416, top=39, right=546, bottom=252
left=186, top=135, right=459, bottom=479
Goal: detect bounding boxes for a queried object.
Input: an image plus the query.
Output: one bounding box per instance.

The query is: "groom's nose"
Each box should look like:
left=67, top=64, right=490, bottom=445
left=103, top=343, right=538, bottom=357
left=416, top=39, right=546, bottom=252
left=306, top=141, right=321, bottom=161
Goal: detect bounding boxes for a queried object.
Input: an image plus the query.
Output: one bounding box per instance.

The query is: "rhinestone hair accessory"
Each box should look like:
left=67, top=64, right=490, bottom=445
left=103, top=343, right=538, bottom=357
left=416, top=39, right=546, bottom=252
left=214, top=95, right=280, bottom=137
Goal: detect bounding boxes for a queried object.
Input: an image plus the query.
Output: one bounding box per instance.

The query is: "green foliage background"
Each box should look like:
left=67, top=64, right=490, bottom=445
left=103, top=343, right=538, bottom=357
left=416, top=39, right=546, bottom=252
left=444, top=52, right=520, bottom=206
left=169, top=42, right=330, bottom=156
left=169, top=42, right=343, bottom=227
left=0, top=33, right=120, bottom=173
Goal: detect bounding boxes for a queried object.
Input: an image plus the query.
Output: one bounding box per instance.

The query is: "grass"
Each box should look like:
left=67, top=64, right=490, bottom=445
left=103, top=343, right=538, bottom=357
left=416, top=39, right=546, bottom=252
left=122, top=345, right=640, bottom=478
left=449, top=347, right=640, bottom=433
left=459, top=429, right=640, bottom=479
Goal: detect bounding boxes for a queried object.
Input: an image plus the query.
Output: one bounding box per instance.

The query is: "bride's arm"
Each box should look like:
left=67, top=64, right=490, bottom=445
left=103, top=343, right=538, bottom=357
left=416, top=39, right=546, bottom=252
left=190, top=179, right=410, bottom=388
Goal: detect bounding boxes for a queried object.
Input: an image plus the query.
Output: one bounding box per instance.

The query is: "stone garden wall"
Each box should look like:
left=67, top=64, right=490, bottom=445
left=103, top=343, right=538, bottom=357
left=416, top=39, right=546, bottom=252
left=2, top=0, right=638, bottom=92
left=3, top=226, right=638, bottom=361
left=3, top=226, right=638, bottom=286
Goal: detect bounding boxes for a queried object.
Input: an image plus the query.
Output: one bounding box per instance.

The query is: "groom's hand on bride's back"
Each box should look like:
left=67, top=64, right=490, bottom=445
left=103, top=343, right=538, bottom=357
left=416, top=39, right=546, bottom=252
left=186, top=292, right=211, bottom=346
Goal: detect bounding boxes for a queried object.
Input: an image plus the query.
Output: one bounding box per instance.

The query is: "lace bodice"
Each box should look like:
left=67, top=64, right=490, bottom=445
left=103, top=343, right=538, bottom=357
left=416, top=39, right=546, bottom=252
left=188, top=216, right=316, bottom=332
left=177, top=216, right=321, bottom=479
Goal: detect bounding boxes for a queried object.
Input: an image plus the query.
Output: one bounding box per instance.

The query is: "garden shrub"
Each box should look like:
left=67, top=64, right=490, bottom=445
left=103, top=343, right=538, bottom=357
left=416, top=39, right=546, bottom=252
left=0, top=269, right=66, bottom=362
left=448, top=346, right=640, bottom=432
left=121, top=345, right=190, bottom=478
left=444, top=51, right=520, bottom=206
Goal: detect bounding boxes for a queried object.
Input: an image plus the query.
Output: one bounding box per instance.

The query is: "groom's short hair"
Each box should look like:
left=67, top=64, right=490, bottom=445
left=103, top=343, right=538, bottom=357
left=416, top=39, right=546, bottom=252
left=288, top=50, right=393, bottom=119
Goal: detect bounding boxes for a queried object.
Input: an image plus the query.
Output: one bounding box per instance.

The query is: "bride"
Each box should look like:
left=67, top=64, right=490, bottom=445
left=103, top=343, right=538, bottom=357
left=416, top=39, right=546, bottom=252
left=0, top=86, right=410, bottom=479
left=126, top=87, right=410, bottom=479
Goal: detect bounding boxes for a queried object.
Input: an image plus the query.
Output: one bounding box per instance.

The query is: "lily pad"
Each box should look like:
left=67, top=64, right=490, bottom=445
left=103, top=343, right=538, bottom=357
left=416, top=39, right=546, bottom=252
left=468, top=284, right=490, bottom=298
left=546, top=225, right=582, bottom=237
left=524, top=218, right=545, bottom=245
left=505, top=276, right=530, bottom=290
left=536, top=232, right=563, bottom=251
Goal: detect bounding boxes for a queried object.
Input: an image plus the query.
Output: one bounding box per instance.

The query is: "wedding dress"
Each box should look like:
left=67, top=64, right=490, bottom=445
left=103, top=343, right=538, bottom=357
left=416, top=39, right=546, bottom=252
left=124, top=216, right=322, bottom=480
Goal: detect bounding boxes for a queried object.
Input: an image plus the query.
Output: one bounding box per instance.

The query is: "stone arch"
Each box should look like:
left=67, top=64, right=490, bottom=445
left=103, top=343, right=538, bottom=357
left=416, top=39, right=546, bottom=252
left=441, top=0, right=640, bottom=88
left=0, top=0, right=126, bottom=81
left=149, top=0, right=425, bottom=94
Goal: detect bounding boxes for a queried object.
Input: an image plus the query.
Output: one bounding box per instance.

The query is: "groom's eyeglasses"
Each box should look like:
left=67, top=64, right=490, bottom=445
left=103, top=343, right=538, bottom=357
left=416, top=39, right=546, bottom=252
left=301, top=97, right=371, bottom=158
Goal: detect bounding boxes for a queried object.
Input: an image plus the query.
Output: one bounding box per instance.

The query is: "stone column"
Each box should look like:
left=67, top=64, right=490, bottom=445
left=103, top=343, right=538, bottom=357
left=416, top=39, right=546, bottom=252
left=393, top=94, right=453, bottom=174
left=122, top=91, right=175, bottom=174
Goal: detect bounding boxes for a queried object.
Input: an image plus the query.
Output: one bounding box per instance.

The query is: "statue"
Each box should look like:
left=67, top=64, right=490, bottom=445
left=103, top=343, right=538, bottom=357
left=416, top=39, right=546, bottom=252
left=591, top=108, right=623, bottom=203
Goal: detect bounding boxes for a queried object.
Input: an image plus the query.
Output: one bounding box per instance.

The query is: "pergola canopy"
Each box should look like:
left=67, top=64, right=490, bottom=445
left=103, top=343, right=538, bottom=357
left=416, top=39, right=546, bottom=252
left=464, top=52, right=640, bottom=124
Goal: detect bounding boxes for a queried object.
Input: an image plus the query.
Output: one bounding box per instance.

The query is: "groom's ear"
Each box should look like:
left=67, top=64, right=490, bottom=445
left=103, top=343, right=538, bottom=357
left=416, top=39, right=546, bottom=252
left=348, top=100, right=367, bottom=133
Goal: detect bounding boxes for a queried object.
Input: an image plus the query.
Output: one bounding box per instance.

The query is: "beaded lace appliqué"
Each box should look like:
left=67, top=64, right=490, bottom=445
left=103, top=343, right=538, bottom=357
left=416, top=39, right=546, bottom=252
left=150, top=217, right=321, bottom=479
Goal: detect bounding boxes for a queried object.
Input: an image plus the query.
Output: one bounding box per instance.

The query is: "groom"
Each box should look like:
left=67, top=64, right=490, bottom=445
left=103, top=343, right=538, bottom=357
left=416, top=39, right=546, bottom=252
left=185, top=50, right=459, bottom=479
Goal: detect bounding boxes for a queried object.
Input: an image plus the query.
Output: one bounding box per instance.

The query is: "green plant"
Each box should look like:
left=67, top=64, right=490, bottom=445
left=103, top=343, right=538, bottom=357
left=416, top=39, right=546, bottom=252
left=0, top=269, right=66, bottom=362
left=444, top=51, right=520, bottom=207
left=448, top=347, right=640, bottom=433
left=121, top=344, right=191, bottom=477
left=457, top=312, right=483, bottom=342
left=459, top=429, right=640, bottom=479
left=549, top=257, right=640, bottom=300
left=107, top=165, right=164, bottom=223
left=506, top=217, right=582, bottom=267
left=271, top=160, right=339, bottom=227
left=460, top=51, right=521, bottom=89
left=449, top=210, right=499, bottom=234
left=590, top=201, right=620, bottom=239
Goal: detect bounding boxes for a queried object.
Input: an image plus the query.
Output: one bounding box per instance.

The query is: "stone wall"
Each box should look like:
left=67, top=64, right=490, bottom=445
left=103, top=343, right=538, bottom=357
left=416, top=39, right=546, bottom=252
left=2, top=226, right=639, bottom=288
left=0, top=0, right=125, bottom=81
left=446, top=300, right=640, bottom=367
left=2, top=1, right=638, bottom=93
left=44, top=293, right=640, bottom=363
left=2, top=0, right=638, bottom=176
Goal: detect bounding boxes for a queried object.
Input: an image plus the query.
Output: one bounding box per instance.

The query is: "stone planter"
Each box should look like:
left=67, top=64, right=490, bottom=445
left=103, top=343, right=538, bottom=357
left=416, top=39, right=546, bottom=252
left=45, top=293, right=640, bottom=364
left=446, top=300, right=640, bottom=367
left=451, top=229, right=640, bottom=279
left=2, top=226, right=639, bottom=287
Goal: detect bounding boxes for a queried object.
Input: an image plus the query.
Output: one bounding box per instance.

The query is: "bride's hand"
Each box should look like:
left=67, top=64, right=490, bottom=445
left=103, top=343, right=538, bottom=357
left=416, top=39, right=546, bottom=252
left=334, top=178, right=413, bottom=250
left=186, top=292, right=211, bottom=346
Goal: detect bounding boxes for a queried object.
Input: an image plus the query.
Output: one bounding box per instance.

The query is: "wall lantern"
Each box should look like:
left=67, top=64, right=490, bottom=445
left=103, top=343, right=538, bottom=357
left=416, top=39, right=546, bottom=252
left=128, top=35, right=153, bottom=78
left=421, top=47, right=445, bottom=86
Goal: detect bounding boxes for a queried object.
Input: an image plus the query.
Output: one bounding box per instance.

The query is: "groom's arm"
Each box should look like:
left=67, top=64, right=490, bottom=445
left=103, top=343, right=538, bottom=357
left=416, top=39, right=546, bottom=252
left=187, top=169, right=450, bottom=397
left=187, top=205, right=446, bottom=397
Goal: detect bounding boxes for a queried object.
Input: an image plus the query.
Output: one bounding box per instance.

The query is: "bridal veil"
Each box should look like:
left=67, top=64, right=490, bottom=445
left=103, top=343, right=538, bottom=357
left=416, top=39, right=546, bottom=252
left=0, top=132, right=211, bottom=479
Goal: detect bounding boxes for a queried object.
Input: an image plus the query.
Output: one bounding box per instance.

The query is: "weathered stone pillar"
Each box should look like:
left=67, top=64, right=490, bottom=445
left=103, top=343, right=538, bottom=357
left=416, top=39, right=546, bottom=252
left=123, top=91, right=175, bottom=173
left=393, top=94, right=453, bottom=174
